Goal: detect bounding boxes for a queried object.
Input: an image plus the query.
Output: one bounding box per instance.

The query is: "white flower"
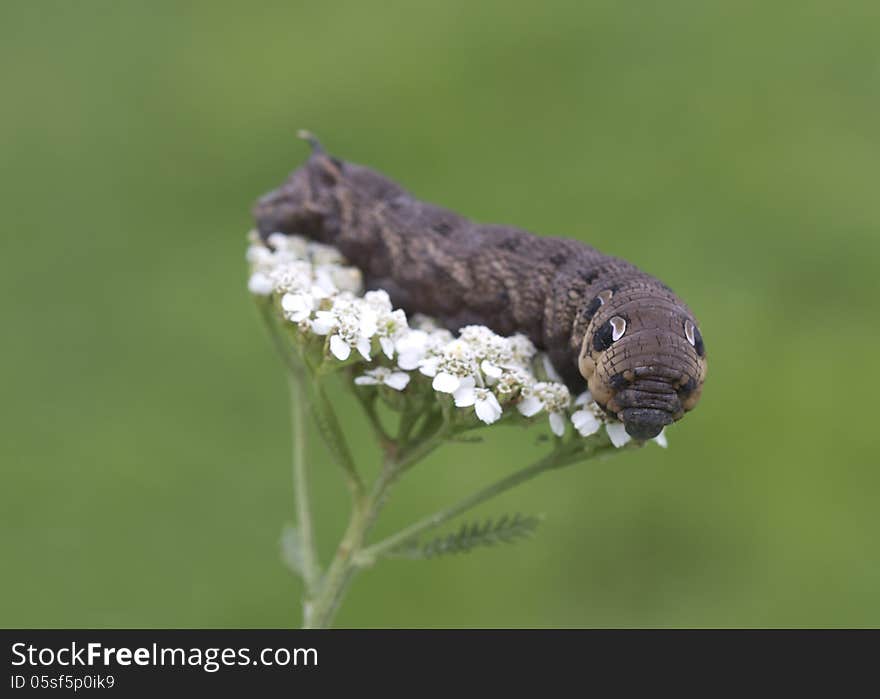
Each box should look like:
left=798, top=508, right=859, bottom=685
left=354, top=367, right=410, bottom=391
left=329, top=335, right=351, bottom=360
left=480, top=359, right=503, bottom=379
left=281, top=292, right=313, bottom=322
left=425, top=338, right=476, bottom=389
left=269, top=260, right=314, bottom=294
left=494, top=368, right=531, bottom=397
left=458, top=325, right=530, bottom=380
left=376, top=308, right=408, bottom=360
left=395, top=329, right=430, bottom=370
left=571, top=409, right=601, bottom=437
left=311, top=311, right=337, bottom=335
left=246, top=232, right=674, bottom=450
left=517, top=381, right=571, bottom=437
left=248, top=272, right=274, bottom=296
left=328, top=266, right=363, bottom=294
left=542, top=355, right=563, bottom=383
left=506, top=334, right=537, bottom=366
left=653, top=429, right=668, bottom=448
left=474, top=391, right=503, bottom=424
left=453, top=378, right=503, bottom=425
left=308, top=240, right=345, bottom=265
left=267, top=232, right=288, bottom=250
left=246, top=245, right=274, bottom=267
left=363, top=289, right=393, bottom=311
left=415, top=329, right=455, bottom=376
left=517, top=395, right=543, bottom=417
left=312, top=267, right=339, bottom=297
left=432, top=372, right=462, bottom=393
left=452, top=376, right=477, bottom=406
left=419, top=356, right=440, bottom=377
left=574, top=391, right=593, bottom=407
left=312, top=296, right=377, bottom=362
left=358, top=306, right=378, bottom=336
left=605, top=422, right=632, bottom=448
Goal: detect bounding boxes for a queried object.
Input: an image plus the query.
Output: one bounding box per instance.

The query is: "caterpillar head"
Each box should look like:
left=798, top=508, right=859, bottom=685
left=577, top=285, right=707, bottom=440
left=253, top=134, right=344, bottom=242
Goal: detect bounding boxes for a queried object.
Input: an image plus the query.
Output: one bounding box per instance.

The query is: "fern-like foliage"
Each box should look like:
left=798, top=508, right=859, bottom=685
left=390, top=513, right=542, bottom=560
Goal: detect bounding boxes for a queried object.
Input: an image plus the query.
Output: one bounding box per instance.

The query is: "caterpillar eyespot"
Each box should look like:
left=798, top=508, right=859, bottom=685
left=684, top=319, right=696, bottom=346
left=592, top=321, right=615, bottom=352
left=254, top=134, right=707, bottom=439
left=693, top=326, right=705, bottom=358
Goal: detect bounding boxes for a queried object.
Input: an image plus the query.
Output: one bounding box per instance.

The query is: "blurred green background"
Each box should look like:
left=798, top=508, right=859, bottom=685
left=2, top=0, right=879, bottom=628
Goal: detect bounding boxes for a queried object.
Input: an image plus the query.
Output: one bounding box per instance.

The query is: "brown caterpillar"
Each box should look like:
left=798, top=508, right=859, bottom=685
left=254, top=135, right=706, bottom=439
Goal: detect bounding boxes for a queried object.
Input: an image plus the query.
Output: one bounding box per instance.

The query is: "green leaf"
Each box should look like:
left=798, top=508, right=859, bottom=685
left=390, top=513, right=543, bottom=559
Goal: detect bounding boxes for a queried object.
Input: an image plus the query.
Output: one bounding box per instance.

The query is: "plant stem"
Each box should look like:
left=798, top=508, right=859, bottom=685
left=303, top=494, right=370, bottom=629
left=301, top=428, right=621, bottom=625
left=302, top=450, right=403, bottom=628
left=288, top=372, right=321, bottom=605
left=256, top=296, right=366, bottom=498
left=309, top=378, right=366, bottom=498
left=354, top=444, right=600, bottom=567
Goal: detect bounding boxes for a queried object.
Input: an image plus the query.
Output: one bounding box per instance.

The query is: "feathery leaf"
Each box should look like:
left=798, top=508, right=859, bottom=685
left=390, top=513, right=542, bottom=559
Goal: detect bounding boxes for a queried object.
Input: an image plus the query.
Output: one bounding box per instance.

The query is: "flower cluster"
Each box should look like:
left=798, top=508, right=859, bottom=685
left=247, top=231, right=666, bottom=448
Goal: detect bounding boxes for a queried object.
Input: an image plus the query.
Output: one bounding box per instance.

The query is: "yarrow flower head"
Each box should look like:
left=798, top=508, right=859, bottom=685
left=517, top=381, right=572, bottom=437
left=354, top=367, right=410, bottom=391
left=247, top=231, right=667, bottom=448
left=311, top=295, right=378, bottom=361
left=453, top=378, right=504, bottom=425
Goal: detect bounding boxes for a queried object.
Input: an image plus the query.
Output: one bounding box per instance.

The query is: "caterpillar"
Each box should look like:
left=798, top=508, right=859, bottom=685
left=254, top=135, right=706, bottom=440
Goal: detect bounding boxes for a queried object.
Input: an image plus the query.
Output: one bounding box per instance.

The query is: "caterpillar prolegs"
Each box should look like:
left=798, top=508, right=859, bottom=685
left=254, top=135, right=706, bottom=439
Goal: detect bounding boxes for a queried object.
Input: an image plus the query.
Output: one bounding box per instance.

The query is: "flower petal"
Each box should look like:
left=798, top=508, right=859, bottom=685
left=549, top=412, right=565, bottom=437
left=541, top=355, right=563, bottom=383
left=247, top=272, right=274, bottom=296
left=418, top=357, right=440, bottom=377
left=457, top=376, right=476, bottom=390
left=329, top=335, right=351, bottom=361
left=480, top=360, right=503, bottom=379
left=517, top=395, right=543, bottom=417
left=453, top=386, right=476, bottom=407
left=356, top=336, right=372, bottom=361
left=281, top=292, right=313, bottom=321
left=397, top=352, right=421, bottom=371
left=653, top=429, right=668, bottom=448
left=432, top=372, right=460, bottom=394
left=384, top=372, right=410, bottom=391
left=359, top=307, right=378, bottom=338
left=311, top=312, right=336, bottom=335
left=574, top=391, right=593, bottom=407
left=267, top=232, right=288, bottom=249
left=605, top=422, right=631, bottom=448
left=354, top=375, right=380, bottom=386
left=475, top=392, right=503, bottom=424
left=310, top=283, right=332, bottom=299
left=571, top=409, right=600, bottom=437
left=380, top=336, right=395, bottom=360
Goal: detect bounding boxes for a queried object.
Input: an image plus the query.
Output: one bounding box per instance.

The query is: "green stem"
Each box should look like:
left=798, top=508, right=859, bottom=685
left=351, top=386, right=394, bottom=449
left=303, top=494, right=370, bottom=629
left=256, top=288, right=630, bottom=627
left=395, top=414, right=448, bottom=471
left=256, top=296, right=365, bottom=497
left=354, top=443, right=602, bottom=567
left=288, top=372, right=322, bottom=611
left=303, top=445, right=407, bottom=628
left=309, top=378, right=366, bottom=498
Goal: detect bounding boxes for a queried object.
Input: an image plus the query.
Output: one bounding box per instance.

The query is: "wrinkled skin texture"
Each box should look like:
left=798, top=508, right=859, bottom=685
left=254, top=140, right=707, bottom=439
